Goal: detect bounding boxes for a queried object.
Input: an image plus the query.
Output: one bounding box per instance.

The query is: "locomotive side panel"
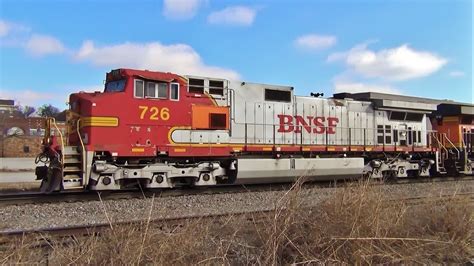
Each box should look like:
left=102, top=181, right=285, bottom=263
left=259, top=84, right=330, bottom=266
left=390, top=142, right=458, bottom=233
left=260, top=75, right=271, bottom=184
left=227, top=80, right=434, bottom=151
left=372, top=109, right=429, bottom=150
left=229, top=80, right=295, bottom=146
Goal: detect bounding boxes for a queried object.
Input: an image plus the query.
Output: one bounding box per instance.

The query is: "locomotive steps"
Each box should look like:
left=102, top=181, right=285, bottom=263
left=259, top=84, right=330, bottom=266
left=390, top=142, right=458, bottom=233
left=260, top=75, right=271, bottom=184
left=61, top=146, right=83, bottom=189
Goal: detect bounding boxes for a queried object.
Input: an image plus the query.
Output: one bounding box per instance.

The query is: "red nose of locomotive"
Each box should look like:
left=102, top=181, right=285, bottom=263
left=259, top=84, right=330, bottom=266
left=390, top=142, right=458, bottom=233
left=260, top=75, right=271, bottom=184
left=67, top=92, right=94, bottom=147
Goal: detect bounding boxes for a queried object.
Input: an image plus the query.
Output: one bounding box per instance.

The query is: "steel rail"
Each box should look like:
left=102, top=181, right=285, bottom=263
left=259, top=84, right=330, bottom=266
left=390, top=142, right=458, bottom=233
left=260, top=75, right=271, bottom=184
left=0, top=176, right=473, bottom=207
left=0, top=183, right=293, bottom=207
left=1, top=191, right=473, bottom=239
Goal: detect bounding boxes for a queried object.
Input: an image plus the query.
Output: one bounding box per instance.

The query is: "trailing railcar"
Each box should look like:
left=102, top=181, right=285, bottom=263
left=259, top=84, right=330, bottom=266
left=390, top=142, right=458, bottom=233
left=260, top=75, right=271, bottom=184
left=35, top=68, right=472, bottom=192
left=431, top=102, right=474, bottom=174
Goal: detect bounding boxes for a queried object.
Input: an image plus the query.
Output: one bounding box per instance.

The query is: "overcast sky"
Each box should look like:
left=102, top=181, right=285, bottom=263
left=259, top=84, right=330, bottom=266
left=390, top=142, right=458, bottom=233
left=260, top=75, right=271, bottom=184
left=0, top=0, right=472, bottom=107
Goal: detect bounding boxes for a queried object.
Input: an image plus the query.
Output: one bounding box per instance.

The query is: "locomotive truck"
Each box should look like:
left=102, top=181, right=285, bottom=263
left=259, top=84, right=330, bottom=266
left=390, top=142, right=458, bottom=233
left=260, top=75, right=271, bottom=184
left=35, top=68, right=474, bottom=192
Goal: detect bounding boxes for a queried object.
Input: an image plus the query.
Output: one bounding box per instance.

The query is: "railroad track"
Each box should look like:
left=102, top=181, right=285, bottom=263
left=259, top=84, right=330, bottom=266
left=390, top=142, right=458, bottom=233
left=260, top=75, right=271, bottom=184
left=0, top=176, right=473, bottom=207
left=0, top=183, right=292, bottom=207
left=1, top=190, right=473, bottom=239
left=391, top=191, right=474, bottom=207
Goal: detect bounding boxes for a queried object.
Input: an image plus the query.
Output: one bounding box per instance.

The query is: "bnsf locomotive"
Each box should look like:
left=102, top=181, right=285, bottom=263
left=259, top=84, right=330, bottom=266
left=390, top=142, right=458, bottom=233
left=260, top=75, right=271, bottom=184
left=35, top=68, right=474, bottom=192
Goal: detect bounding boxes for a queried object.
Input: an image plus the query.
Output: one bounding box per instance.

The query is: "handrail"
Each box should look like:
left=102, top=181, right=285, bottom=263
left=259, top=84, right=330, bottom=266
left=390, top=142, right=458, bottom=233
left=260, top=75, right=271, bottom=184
left=442, top=133, right=460, bottom=159
left=228, top=88, right=235, bottom=136
left=76, top=119, right=87, bottom=186
left=200, top=124, right=432, bottom=146
left=431, top=133, right=446, bottom=149
left=231, top=121, right=438, bottom=132
left=76, top=119, right=85, bottom=153
left=430, top=132, right=449, bottom=161
left=51, top=117, right=65, bottom=164
left=172, top=122, right=439, bottom=151
left=461, top=132, right=467, bottom=151
left=229, top=88, right=235, bottom=121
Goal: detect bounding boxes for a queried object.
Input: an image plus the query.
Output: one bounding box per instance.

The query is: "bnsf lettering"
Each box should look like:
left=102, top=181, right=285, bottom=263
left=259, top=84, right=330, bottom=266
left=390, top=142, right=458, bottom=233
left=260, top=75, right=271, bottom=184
left=277, top=114, right=339, bottom=134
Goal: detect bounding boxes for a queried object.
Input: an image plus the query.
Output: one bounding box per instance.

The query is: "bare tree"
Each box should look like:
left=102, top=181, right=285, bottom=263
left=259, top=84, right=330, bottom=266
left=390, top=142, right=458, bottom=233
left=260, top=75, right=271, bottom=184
left=13, top=104, right=36, bottom=118
left=22, top=106, right=36, bottom=117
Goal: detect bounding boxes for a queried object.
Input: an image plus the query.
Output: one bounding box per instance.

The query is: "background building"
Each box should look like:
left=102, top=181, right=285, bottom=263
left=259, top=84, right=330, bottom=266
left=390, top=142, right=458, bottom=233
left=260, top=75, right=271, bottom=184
left=0, top=99, right=66, bottom=157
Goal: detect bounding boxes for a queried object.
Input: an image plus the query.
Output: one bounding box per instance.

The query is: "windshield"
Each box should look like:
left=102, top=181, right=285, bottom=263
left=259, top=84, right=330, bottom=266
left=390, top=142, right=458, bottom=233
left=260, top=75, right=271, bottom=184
left=105, top=79, right=126, bottom=92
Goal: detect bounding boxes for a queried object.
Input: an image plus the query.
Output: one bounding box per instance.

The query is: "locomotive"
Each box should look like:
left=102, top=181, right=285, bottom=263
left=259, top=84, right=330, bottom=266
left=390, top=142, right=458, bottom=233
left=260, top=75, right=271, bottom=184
left=35, top=68, right=474, bottom=192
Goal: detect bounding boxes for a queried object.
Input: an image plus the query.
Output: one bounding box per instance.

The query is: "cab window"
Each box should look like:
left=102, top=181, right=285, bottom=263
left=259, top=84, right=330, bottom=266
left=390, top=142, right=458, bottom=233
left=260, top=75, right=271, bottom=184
left=134, top=79, right=168, bottom=99
left=134, top=79, right=144, bottom=98
left=105, top=79, right=126, bottom=92
left=170, top=83, right=179, bottom=101
left=157, top=83, right=168, bottom=98
left=145, top=82, right=167, bottom=99
left=146, top=82, right=156, bottom=98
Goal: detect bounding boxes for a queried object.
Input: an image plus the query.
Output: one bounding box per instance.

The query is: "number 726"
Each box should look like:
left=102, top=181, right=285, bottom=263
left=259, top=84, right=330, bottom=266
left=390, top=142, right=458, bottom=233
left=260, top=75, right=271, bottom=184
left=139, top=106, right=170, bottom=121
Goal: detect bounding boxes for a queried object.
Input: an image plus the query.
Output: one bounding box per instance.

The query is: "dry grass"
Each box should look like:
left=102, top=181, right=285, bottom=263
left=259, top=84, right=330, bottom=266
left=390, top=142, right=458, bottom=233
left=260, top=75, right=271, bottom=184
left=257, top=179, right=473, bottom=264
left=1, top=180, right=473, bottom=265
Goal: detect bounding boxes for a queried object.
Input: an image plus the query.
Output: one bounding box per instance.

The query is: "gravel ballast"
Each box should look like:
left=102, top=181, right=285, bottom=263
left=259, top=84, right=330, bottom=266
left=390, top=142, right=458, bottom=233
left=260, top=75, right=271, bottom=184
left=0, top=179, right=473, bottom=233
